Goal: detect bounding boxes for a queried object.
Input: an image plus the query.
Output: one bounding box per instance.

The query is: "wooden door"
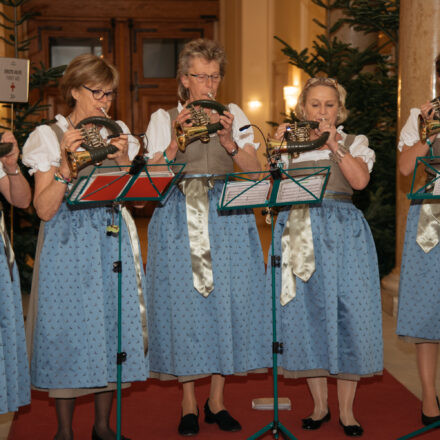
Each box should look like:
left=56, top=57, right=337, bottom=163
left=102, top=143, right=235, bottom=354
left=129, top=20, right=214, bottom=137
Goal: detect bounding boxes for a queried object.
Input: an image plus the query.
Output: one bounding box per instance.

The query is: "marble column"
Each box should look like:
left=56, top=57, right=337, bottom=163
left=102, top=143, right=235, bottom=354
left=382, top=0, right=440, bottom=315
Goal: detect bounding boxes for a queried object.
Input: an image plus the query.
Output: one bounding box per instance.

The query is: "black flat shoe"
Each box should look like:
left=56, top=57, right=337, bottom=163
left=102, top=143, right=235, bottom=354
left=339, top=419, right=364, bottom=437
left=301, top=411, right=330, bottom=430
left=178, top=411, right=199, bottom=436
left=204, top=399, right=241, bottom=432
left=421, top=397, right=440, bottom=426
left=421, top=412, right=440, bottom=426
left=92, top=426, right=130, bottom=440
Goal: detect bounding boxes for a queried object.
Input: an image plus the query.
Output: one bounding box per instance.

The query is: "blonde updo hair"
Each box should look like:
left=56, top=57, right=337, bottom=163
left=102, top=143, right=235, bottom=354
left=177, top=38, right=226, bottom=102
left=60, top=54, right=119, bottom=109
left=295, top=77, right=349, bottom=124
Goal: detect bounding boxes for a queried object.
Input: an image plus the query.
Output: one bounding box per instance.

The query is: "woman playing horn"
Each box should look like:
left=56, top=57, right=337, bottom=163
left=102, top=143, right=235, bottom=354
left=270, top=77, right=382, bottom=437
left=22, top=54, right=148, bottom=440
left=397, top=54, right=440, bottom=427
left=0, top=131, right=31, bottom=415
left=144, top=38, right=270, bottom=436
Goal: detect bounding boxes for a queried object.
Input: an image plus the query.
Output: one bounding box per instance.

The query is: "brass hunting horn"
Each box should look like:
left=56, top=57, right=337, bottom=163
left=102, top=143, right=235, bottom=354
left=267, top=121, right=330, bottom=159
left=175, top=99, right=228, bottom=152
left=66, top=115, right=123, bottom=178
left=419, top=96, right=440, bottom=143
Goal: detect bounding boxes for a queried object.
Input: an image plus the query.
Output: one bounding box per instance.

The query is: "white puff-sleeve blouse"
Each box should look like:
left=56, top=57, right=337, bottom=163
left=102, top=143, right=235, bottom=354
left=144, top=102, right=259, bottom=159
left=288, top=126, right=375, bottom=173
left=22, top=114, right=140, bottom=175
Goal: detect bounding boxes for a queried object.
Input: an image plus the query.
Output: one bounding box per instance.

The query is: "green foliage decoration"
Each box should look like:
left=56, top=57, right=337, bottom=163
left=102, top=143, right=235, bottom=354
left=0, top=0, right=66, bottom=292
left=274, top=0, right=399, bottom=276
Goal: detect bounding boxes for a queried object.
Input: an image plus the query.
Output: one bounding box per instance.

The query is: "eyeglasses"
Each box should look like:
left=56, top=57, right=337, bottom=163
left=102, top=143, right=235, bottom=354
left=82, top=85, right=116, bottom=101
left=186, top=73, right=221, bottom=83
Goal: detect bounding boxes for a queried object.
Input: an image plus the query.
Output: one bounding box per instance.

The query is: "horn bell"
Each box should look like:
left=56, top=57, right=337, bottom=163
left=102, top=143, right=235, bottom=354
left=419, top=114, right=440, bottom=144
left=175, top=122, right=210, bottom=152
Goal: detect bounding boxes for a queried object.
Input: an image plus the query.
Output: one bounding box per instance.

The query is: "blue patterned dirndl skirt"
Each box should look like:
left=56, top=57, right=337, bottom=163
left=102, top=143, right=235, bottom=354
left=397, top=202, right=440, bottom=340
left=30, top=203, right=149, bottom=389
left=146, top=181, right=272, bottom=378
left=269, top=198, right=383, bottom=377
left=0, top=215, right=30, bottom=412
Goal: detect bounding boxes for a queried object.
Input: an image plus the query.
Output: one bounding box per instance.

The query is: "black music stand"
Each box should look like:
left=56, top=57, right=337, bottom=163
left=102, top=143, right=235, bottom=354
left=67, top=162, right=184, bottom=440
left=218, top=163, right=330, bottom=440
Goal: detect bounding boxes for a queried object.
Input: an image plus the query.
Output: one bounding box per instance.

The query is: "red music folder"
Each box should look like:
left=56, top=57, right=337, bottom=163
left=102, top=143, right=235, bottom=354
left=70, top=170, right=175, bottom=203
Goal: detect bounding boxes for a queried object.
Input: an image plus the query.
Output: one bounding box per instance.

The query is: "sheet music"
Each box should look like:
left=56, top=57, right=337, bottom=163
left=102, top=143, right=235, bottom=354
left=276, top=174, right=325, bottom=203
left=220, top=180, right=271, bottom=207
left=433, top=178, right=440, bottom=196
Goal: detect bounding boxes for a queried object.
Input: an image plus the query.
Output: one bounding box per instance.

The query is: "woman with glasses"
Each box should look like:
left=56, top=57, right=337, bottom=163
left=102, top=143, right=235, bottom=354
left=23, top=54, right=148, bottom=440
left=397, top=54, right=440, bottom=427
left=271, top=77, right=382, bottom=437
left=0, top=131, right=31, bottom=415
left=144, top=38, right=270, bottom=436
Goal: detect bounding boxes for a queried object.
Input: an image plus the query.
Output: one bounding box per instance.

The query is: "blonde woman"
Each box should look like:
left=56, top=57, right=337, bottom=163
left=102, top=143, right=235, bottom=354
left=271, top=77, right=383, bottom=437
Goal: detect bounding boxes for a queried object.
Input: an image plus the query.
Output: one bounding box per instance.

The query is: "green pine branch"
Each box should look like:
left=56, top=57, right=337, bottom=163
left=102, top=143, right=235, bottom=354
left=274, top=0, right=399, bottom=275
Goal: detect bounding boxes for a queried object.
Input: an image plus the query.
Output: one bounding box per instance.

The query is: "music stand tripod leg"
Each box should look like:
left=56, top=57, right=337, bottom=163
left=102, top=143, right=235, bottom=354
left=397, top=419, right=440, bottom=440
left=115, top=205, right=125, bottom=440
left=247, top=210, right=298, bottom=440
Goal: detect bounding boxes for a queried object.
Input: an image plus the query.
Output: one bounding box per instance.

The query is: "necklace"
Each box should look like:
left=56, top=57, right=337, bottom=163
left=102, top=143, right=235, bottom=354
left=66, top=114, right=76, bottom=129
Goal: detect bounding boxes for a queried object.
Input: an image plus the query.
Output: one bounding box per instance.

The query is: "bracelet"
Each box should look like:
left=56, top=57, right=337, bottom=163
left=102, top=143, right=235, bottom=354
left=5, top=166, right=20, bottom=176
left=54, top=171, right=72, bottom=185
left=228, top=144, right=239, bottom=157
left=329, top=143, right=349, bottom=164
left=163, top=150, right=175, bottom=164
left=426, top=138, right=434, bottom=156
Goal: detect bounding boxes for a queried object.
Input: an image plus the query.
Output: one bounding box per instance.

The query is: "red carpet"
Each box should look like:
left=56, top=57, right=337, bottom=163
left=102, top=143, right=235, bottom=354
left=8, top=370, right=439, bottom=439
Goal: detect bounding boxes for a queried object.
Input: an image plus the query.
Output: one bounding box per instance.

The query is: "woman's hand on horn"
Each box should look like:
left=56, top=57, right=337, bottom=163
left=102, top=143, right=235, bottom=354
left=60, top=128, right=83, bottom=153
left=108, top=134, right=130, bottom=165
left=274, top=124, right=289, bottom=141
left=218, top=110, right=234, bottom=149
left=59, top=128, right=82, bottom=178
left=421, top=101, right=435, bottom=120
left=317, top=120, right=339, bottom=152
left=0, top=131, right=20, bottom=171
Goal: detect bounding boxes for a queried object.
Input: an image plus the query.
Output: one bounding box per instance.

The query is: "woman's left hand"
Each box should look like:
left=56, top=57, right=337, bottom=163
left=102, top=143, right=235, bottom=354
left=107, top=134, right=130, bottom=164
left=0, top=131, right=20, bottom=173
left=217, top=111, right=235, bottom=149
left=316, top=120, right=340, bottom=152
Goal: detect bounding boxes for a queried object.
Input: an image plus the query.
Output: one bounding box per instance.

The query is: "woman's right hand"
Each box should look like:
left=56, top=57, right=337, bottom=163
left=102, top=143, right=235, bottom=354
left=59, top=128, right=83, bottom=178
left=166, top=106, right=193, bottom=158
left=274, top=123, right=289, bottom=141
left=421, top=100, right=436, bottom=120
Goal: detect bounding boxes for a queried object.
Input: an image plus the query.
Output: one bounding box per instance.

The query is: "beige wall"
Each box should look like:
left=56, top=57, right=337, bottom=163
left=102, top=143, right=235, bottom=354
left=272, top=0, right=324, bottom=122
left=220, top=0, right=325, bottom=151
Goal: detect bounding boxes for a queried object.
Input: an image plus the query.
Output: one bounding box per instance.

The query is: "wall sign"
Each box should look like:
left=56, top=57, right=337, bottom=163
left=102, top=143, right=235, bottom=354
left=0, top=57, right=30, bottom=103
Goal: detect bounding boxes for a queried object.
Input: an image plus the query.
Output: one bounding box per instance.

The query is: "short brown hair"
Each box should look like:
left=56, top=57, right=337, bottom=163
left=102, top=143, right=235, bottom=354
left=60, top=54, right=119, bottom=108
left=177, top=39, right=226, bottom=101
left=295, top=77, right=349, bottom=124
